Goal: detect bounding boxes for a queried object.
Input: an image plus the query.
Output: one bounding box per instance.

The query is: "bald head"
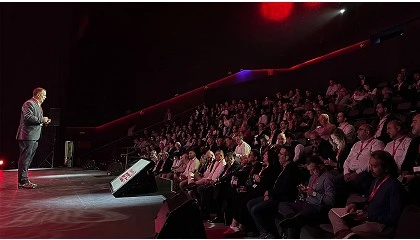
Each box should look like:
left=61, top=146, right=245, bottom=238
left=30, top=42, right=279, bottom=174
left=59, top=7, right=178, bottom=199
left=357, top=124, right=374, bottom=141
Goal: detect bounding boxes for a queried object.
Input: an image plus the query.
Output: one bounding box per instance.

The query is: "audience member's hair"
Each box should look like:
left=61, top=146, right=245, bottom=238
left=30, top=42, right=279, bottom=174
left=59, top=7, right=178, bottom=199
left=250, top=149, right=261, bottom=162
left=370, top=150, right=399, bottom=178
left=329, top=128, right=347, bottom=151
left=306, top=155, right=325, bottom=166
left=281, top=145, right=295, bottom=161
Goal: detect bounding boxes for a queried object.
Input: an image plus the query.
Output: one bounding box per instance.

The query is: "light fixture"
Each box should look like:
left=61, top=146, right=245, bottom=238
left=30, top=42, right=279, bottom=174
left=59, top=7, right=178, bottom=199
left=339, top=9, right=346, bottom=14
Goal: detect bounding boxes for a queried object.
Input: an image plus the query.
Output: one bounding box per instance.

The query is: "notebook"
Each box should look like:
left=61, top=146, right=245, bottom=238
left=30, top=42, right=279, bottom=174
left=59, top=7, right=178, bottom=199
left=331, top=208, right=356, bottom=218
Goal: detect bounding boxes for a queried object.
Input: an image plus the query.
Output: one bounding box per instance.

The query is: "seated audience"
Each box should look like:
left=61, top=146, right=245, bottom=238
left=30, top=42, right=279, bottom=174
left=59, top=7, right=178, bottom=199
left=384, top=120, right=411, bottom=172
left=247, top=146, right=301, bottom=238
left=343, top=124, right=384, bottom=196
left=328, top=150, right=406, bottom=238
left=372, top=101, right=396, bottom=144
left=327, top=128, right=351, bottom=172
left=401, top=113, right=420, bottom=206
left=223, top=149, right=280, bottom=237
left=336, top=112, right=356, bottom=144
left=277, top=156, right=336, bottom=238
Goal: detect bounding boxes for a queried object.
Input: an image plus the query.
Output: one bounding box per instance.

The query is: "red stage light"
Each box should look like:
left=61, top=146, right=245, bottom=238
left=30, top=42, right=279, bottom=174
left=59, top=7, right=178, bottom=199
left=0, top=160, right=4, bottom=166
left=260, top=2, right=294, bottom=21
left=304, top=2, right=322, bottom=8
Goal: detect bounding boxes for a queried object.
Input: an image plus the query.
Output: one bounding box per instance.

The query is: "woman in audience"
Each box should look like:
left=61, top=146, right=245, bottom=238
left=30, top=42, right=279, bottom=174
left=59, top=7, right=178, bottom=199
left=326, top=128, right=352, bottom=173
left=223, top=149, right=280, bottom=237
left=247, top=146, right=301, bottom=238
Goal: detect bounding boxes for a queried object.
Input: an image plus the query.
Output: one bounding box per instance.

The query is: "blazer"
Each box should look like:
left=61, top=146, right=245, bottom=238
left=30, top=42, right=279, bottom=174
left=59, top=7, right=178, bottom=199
left=267, top=161, right=301, bottom=202
left=16, top=98, right=44, bottom=141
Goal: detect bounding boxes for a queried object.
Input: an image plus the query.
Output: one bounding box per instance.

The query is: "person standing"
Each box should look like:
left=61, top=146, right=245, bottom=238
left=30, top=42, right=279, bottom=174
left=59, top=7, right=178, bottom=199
left=16, top=87, right=51, bottom=189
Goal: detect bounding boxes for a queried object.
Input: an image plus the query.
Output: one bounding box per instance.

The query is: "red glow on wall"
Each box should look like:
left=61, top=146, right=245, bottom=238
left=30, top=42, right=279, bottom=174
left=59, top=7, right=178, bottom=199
left=261, top=2, right=294, bottom=21
left=304, top=2, right=322, bottom=8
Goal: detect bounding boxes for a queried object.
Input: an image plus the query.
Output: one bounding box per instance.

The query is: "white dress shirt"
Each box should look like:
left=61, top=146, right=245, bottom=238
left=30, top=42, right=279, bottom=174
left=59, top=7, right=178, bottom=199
left=343, top=138, right=385, bottom=175
left=234, top=141, right=251, bottom=158
left=384, top=136, right=412, bottom=171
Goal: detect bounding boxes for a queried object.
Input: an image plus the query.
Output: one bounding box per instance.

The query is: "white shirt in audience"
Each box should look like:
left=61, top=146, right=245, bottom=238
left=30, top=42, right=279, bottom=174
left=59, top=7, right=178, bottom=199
left=343, top=138, right=384, bottom=175
left=234, top=141, right=251, bottom=158
left=384, top=136, right=412, bottom=171
left=339, top=122, right=356, bottom=143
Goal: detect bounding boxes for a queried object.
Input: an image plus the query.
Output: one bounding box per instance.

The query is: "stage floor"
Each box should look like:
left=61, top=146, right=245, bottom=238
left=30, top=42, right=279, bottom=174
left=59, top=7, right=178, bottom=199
left=0, top=168, right=166, bottom=238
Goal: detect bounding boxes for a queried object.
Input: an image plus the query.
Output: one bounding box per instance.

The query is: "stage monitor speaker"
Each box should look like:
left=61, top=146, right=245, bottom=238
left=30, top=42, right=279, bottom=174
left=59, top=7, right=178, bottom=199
left=155, top=191, right=206, bottom=239
left=49, top=108, right=60, bottom=127
left=109, top=159, right=157, bottom=198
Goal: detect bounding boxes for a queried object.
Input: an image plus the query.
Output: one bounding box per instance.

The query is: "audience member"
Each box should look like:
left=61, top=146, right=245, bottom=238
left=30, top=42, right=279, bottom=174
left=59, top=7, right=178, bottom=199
left=329, top=150, right=405, bottom=238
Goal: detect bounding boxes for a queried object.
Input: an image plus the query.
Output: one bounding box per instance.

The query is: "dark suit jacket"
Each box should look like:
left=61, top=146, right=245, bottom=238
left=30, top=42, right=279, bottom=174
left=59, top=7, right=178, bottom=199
left=267, top=161, right=301, bottom=202
left=155, top=158, right=173, bottom=174
left=218, top=160, right=241, bottom=184
left=401, top=136, right=420, bottom=172
left=269, top=129, right=281, bottom=145
left=246, top=164, right=279, bottom=197
left=16, top=98, right=44, bottom=141
left=372, top=114, right=397, bottom=144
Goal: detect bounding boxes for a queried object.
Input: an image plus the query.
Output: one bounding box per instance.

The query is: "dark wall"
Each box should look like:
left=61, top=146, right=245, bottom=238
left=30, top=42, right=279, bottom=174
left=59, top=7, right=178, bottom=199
left=0, top=3, right=72, bottom=167
left=207, top=20, right=420, bottom=102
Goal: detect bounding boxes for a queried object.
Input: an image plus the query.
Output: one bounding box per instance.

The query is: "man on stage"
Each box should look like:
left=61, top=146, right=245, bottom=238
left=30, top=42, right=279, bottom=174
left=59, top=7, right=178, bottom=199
left=16, top=87, right=51, bottom=189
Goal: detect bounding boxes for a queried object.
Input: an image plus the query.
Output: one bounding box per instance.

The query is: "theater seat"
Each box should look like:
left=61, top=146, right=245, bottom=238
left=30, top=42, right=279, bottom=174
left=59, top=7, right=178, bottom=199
left=394, top=205, right=420, bottom=238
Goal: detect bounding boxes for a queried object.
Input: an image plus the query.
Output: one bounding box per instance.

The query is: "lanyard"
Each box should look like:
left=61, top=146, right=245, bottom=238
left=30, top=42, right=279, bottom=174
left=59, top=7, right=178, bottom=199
left=358, top=138, right=374, bottom=156
left=392, top=137, right=405, bottom=157
left=308, top=175, right=319, bottom=189
left=368, top=176, right=389, bottom=202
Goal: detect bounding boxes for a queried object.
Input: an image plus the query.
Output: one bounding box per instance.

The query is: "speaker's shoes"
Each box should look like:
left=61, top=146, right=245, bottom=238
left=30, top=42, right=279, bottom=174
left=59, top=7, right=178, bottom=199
left=18, top=182, right=38, bottom=189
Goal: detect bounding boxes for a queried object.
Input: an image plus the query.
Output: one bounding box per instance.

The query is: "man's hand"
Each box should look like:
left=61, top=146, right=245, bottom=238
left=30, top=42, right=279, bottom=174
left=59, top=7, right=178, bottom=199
left=344, top=172, right=357, bottom=182
left=345, top=203, right=357, bottom=213
left=307, top=187, right=315, bottom=196
left=43, top=117, right=51, bottom=125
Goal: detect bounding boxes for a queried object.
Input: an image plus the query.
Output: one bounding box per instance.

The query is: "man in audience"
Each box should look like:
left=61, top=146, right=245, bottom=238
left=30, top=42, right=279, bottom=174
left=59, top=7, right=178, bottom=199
left=337, top=112, right=356, bottom=144
left=329, top=150, right=405, bottom=238
left=211, top=152, right=242, bottom=223
left=234, top=133, right=251, bottom=159
left=225, top=136, right=236, bottom=153
left=333, top=88, right=351, bottom=113
left=247, top=146, right=301, bottom=238
left=196, top=150, right=227, bottom=219
left=164, top=152, right=187, bottom=180
left=401, top=113, right=420, bottom=206
left=384, top=120, right=411, bottom=172
left=259, top=134, right=272, bottom=157
left=270, top=106, right=281, bottom=125
left=306, top=132, right=336, bottom=162
left=268, top=121, right=281, bottom=145
left=300, top=109, right=317, bottom=132
left=343, top=124, right=385, bottom=195
left=284, top=132, right=305, bottom=164
left=215, top=136, right=228, bottom=154
left=393, top=72, right=410, bottom=100
left=313, top=113, right=336, bottom=141
left=153, top=152, right=173, bottom=175
left=326, top=79, right=339, bottom=101
left=206, top=135, right=218, bottom=153
left=179, top=150, right=200, bottom=190
left=277, top=156, right=336, bottom=239
left=279, top=120, right=289, bottom=134
left=372, top=101, right=395, bottom=144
